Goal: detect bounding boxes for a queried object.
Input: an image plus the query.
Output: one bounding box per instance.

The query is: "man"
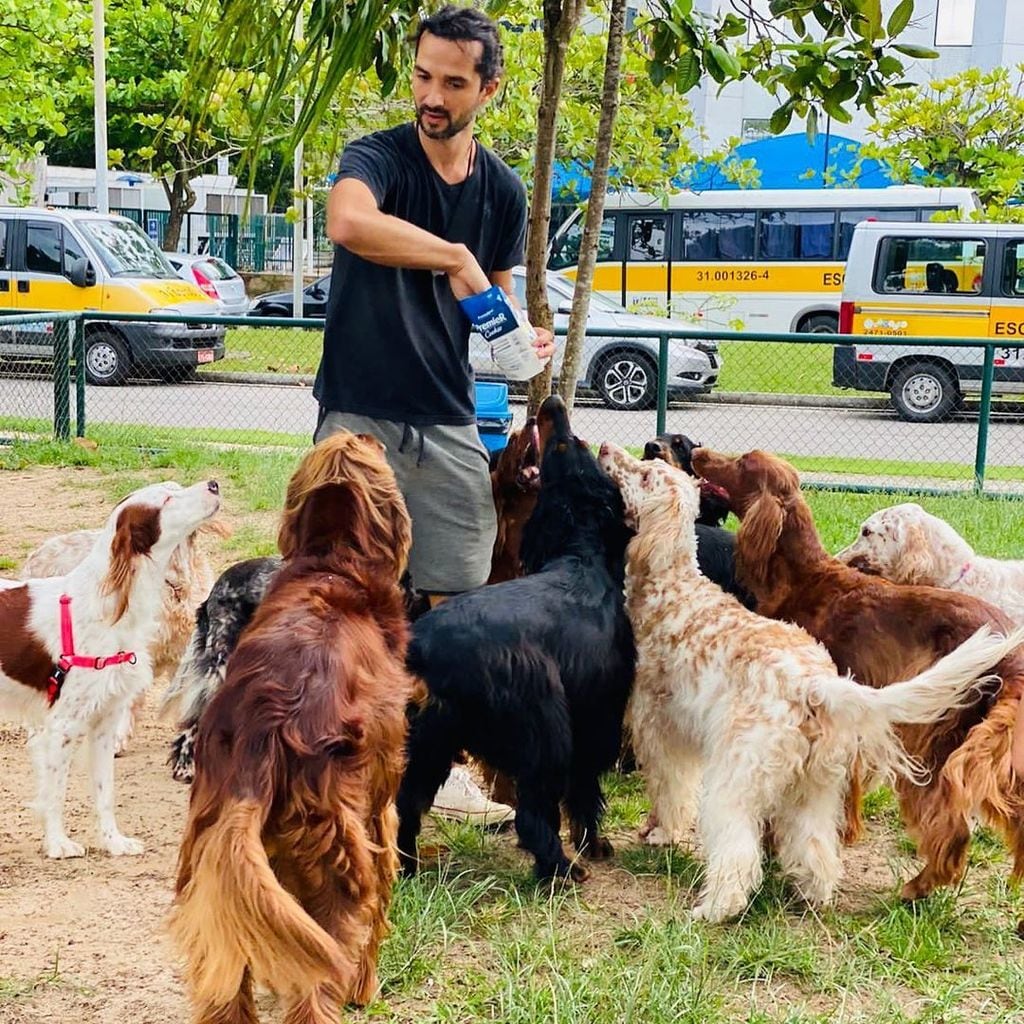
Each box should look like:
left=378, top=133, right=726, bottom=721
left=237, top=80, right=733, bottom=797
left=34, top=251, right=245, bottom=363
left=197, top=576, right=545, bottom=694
left=314, top=5, right=554, bottom=823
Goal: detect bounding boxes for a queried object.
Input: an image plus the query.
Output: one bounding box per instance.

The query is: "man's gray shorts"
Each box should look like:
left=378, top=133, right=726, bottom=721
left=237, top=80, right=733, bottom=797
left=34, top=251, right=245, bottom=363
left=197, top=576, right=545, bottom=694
left=315, top=411, right=496, bottom=594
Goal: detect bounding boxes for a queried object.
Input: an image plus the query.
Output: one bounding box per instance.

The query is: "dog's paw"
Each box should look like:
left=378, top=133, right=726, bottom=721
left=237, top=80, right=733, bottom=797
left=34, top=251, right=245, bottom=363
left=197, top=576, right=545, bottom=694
left=691, top=891, right=746, bottom=923
left=583, top=836, right=614, bottom=860
left=103, top=834, right=144, bottom=857
left=642, top=825, right=681, bottom=847
left=46, top=836, right=85, bottom=859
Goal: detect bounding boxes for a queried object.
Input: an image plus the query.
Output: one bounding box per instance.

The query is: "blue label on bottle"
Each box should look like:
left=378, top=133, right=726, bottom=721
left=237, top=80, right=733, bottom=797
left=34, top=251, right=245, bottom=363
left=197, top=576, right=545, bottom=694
left=458, top=286, right=519, bottom=342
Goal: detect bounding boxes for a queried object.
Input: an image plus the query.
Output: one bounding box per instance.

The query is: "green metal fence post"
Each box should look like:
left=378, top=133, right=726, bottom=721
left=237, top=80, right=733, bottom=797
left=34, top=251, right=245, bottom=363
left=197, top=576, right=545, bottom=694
left=973, top=343, right=995, bottom=495
left=656, top=333, right=668, bottom=436
left=75, top=317, right=86, bottom=437
left=52, top=319, right=71, bottom=441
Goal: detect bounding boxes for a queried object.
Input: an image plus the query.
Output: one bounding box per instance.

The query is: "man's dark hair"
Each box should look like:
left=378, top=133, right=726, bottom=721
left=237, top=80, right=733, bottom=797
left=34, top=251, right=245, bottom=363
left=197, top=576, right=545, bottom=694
left=413, top=5, right=504, bottom=84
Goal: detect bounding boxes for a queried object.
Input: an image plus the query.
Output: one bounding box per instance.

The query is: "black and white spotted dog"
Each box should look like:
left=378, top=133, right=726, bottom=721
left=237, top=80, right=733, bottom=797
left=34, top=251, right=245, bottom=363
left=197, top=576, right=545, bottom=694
left=163, top=555, right=431, bottom=782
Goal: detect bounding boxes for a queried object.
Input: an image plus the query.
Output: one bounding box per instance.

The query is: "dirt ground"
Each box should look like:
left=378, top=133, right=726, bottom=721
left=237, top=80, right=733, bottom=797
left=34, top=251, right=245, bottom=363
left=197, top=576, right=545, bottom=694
left=0, top=468, right=987, bottom=1023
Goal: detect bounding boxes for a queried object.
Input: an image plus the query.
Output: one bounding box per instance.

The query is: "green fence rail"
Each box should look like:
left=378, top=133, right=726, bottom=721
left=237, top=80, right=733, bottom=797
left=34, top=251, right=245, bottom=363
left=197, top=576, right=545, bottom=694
left=1, top=309, right=1022, bottom=498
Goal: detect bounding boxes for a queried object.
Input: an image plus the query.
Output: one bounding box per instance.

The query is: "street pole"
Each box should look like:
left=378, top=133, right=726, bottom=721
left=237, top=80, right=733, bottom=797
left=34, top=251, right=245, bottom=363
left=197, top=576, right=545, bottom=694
left=93, top=0, right=109, bottom=213
left=292, top=10, right=304, bottom=318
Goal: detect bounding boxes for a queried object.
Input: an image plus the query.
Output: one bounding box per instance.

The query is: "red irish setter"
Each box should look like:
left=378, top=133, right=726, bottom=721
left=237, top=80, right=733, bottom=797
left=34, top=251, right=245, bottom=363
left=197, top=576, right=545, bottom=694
left=170, top=432, right=416, bottom=1024
left=692, top=446, right=1024, bottom=901
left=488, top=417, right=541, bottom=584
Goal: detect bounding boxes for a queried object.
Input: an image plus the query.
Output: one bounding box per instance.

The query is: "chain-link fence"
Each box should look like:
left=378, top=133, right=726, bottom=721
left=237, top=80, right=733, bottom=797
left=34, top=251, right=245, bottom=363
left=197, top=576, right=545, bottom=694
left=2, top=310, right=1024, bottom=497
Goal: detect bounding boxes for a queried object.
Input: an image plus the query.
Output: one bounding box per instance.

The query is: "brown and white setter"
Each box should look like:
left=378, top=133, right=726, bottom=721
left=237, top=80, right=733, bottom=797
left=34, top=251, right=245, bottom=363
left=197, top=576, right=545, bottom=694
left=692, top=446, right=1024, bottom=901
left=170, top=432, right=416, bottom=1024
left=0, top=480, right=221, bottom=858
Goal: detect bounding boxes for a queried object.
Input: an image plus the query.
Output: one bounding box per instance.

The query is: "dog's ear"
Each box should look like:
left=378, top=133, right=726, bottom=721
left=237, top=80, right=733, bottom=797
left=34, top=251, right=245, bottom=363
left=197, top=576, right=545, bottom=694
left=890, top=521, right=938, bottom=585
left=103, top=503, right=162, bottom=623
left=737, top=490, right=785, bottom=588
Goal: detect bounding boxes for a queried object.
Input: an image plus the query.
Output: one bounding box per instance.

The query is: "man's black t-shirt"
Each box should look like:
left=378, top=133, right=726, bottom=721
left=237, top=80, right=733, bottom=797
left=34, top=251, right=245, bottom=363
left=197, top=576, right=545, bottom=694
left=314, top=123, right=527, bottom=426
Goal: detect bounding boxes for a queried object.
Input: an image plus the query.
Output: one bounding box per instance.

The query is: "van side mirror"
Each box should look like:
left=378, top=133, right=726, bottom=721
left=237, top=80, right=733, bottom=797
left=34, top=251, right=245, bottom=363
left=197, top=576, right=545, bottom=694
left=68, top=257, right=96, bottom=288
left=307, top=285, right=326, bottom=300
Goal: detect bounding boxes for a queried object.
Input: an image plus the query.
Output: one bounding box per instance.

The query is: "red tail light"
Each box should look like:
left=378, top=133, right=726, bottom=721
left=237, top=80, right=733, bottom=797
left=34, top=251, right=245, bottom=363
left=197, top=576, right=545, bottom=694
left=192, top=266, right=219, bottom=300
left=839, top=300, right=854, bottom=335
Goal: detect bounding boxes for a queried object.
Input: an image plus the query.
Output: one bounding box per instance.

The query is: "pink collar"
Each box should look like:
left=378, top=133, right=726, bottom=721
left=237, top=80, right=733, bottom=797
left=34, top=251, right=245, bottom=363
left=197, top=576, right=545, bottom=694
left=953, top=561, right=972, bottom=586
left=47, top=595, right=137, bottom=706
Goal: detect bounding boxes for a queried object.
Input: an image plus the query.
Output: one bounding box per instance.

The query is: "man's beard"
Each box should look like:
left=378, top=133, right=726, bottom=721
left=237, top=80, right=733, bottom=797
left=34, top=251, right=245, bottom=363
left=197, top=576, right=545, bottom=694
left=416, top=104, right=474, bottom=140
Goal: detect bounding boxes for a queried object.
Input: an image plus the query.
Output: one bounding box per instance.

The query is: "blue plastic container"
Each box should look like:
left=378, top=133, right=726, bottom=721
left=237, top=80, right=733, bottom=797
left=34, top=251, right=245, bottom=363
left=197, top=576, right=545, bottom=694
left=474, top=379, right=513, bottom=455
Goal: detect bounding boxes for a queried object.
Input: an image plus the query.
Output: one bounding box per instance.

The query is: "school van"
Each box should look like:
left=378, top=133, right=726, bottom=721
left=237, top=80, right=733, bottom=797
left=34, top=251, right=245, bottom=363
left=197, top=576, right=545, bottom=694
left=834, top=220, right=1024, bottom=422
left=0, top=208, right=225, bottom=384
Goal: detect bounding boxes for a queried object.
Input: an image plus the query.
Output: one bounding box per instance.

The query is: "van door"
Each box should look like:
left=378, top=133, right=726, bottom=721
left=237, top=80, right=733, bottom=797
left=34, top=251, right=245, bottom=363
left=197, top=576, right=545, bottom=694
left=0, top=216, right=15, bottom=355
left=625, top=213, right=671, bottom=315
left=988, top=238, right=1024, bottom=393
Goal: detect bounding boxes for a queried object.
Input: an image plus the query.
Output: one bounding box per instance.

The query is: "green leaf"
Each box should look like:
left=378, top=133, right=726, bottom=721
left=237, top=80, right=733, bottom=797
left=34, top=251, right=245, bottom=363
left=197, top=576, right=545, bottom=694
left=706, top=42, right=742, bottom=81
left=886, top=0, right=915, bottom=38
left=769, top=103, right=794, bottom=135
left=672, top=50, right=702, bottom=93
left=893, top=42, right=941, bottom=59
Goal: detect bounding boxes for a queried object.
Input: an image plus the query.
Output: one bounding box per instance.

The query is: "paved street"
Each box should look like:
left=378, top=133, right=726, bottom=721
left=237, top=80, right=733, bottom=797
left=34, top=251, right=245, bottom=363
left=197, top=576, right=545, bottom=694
left=3, top=374, right=1024, bottom=476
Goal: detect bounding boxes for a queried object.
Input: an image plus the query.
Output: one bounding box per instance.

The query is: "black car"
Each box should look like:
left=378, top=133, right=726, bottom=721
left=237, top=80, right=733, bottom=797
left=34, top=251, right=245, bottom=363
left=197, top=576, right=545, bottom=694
left=249, top=274, right=331, bottom=318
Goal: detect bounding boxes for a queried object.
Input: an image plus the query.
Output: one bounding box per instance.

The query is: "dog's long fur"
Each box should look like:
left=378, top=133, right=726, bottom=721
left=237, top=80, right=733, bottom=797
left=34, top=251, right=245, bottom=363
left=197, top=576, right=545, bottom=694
left=692, top=446, right=1024, bottom=900
left=396, top=396, right=636, bottom=880
left=0, top=480, right=221, bottom=858
left=600, top=444, right=1024, bottom=920
left=170, top=432, right=416, bottom=1024
left=488, top=419, right=541, bottom=584
left=838, top=502, right=1024, bottom=623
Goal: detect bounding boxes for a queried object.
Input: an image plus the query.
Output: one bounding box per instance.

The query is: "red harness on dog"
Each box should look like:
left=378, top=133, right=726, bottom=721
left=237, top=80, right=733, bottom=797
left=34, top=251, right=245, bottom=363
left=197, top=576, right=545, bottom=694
left=46, top=595, right=137, bottom=707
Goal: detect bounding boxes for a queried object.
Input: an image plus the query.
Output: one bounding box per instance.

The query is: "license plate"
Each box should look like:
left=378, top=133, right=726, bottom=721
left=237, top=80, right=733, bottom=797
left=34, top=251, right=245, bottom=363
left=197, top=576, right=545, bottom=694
left=197, top=349, right=215, bottom=364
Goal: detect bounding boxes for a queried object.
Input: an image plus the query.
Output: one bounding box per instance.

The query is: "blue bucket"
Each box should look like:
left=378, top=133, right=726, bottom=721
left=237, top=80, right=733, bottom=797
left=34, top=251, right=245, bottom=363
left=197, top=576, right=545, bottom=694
left=474, top=379, right=513, bottom=455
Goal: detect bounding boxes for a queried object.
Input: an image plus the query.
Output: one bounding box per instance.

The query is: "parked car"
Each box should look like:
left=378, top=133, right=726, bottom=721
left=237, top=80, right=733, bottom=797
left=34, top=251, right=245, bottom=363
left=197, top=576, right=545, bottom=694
left=249, top=274, right=331, bottom=318
left=471, top=267, right=720, bottom=411
left=0, top=207, right=224, bottom=385
left=167, top=254, right=250, bottom=316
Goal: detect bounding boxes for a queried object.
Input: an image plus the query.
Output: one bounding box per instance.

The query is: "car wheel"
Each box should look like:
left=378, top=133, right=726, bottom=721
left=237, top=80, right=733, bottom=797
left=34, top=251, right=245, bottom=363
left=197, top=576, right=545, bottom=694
left=800, top=313, right=838, bottom=334
left=84, top=332, right=131, bottom=386
left=595, top=351, right=657, bottom=411
left=890, top=362, right=958, bottom=423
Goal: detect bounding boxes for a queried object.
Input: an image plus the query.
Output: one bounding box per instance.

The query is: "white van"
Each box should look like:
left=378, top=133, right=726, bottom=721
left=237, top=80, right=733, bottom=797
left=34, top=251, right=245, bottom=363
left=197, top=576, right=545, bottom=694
left=834, top=220, right=1024, bottom=422
left=0, top=207, right=225, bottom=384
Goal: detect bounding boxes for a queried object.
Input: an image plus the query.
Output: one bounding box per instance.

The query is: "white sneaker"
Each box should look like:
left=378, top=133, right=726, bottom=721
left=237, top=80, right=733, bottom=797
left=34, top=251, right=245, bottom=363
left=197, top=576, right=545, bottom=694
left=431, top=765, right=516, bottom=826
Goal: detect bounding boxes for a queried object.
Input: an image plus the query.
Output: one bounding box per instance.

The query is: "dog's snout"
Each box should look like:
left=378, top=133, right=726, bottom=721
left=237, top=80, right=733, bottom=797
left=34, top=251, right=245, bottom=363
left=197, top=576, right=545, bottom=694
left=642, top=442, right=661, bottom=460
left=207, top=480, right=220, bottom=495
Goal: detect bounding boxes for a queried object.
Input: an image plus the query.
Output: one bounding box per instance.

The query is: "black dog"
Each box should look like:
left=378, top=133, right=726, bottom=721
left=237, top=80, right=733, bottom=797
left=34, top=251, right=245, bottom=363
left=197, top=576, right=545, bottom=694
left=163, top=556, right=429, bottom=782
left=396, top=395, right=636, bottom=881
left=642, top=432, right=754, bottom=610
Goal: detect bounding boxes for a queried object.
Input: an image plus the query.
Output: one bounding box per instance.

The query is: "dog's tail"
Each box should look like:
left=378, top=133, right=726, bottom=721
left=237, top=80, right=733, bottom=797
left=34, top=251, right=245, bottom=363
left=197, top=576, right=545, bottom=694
left=169, top=797, right=357, bottom=1006
left=819, top=624, right=1024, bottom=783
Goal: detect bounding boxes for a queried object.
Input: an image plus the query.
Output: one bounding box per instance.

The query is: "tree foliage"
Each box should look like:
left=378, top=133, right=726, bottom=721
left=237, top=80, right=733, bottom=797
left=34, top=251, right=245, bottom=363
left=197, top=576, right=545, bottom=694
left=861, top=64, right=1024, bottom=220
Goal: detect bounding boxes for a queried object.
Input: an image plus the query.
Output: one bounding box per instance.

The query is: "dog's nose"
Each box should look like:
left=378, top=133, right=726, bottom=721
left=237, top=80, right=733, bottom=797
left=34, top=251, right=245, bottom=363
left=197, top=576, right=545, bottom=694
left=642, top=442, right=660, bottom=460
left=207, top=480, right=219, bottom=495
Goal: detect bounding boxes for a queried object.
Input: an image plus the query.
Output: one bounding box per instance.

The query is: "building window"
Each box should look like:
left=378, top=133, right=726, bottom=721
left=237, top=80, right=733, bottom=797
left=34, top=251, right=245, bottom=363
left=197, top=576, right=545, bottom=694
left=741, top=117, right=771, bottom=143
left=935, top=0, right=976, bottom=46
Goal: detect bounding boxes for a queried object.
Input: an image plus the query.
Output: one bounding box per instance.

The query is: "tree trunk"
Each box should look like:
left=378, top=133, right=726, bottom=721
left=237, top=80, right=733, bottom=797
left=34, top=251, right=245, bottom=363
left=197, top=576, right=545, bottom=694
left=525, top=0, right=585, bottom=416
left=160, top=170, right=197, bottom=252
left=557, top=0, right=626, bottom=414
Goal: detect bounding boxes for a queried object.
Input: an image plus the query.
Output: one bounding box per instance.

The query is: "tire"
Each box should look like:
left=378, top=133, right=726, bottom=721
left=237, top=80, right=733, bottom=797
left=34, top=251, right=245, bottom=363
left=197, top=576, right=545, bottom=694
left=595, top=350, right=658, bottom=411
left=84, top=332, right=131, bottom=386
left=800, top=313, right=839, bottom=334
left=889, top=362, right=959, bottom=423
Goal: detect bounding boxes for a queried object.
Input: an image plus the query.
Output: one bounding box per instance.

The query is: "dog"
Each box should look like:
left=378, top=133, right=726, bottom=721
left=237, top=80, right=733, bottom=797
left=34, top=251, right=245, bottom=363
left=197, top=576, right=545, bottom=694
left=170, top=431, right=416, bottom=1024
left=838, top=502, right=1024, bottom=624
left=599, top=442, right=1023, bottom=921
left=643, top=433, right=731, bottom=528
left=0, top=479, right=221, bottom=858
left=488, top=418, right=541, bottom=584
left=692, top=446, right=1024, bottom=900
left=396, top=395, right=636, bottom=881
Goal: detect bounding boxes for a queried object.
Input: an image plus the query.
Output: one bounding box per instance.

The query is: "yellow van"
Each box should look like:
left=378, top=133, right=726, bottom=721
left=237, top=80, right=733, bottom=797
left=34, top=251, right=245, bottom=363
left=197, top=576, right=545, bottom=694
left=0, top=207, right=225, bottom=384
left=834, top=220, right=1024, bottom=422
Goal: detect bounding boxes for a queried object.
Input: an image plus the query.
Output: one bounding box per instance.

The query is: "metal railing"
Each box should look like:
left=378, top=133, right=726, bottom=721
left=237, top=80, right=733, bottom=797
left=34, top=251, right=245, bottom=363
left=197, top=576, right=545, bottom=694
left=1, top=309, right=1022, bottom=497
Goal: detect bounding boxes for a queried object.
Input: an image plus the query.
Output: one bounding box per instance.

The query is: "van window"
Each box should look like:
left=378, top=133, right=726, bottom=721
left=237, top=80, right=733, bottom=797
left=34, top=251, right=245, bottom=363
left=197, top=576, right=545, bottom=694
left=548, top=215, right=616, bottom=271
left=62, top=230, right=87, bottom=276
left=629, top=217, right=667, bottom=261
left=1002, top=241, right=1024, bottom=297
left=26, top=223, right=62, bottom=275
left=875, top=236, right=987, bottom=295
left=838, top=209, right=917, bottom=260
left=759, top=210, right=836, bottom=260
left=0, top=220, right=7, bottom=270
left=79, top=218, right=178, bottom=279
left=682, top=210, right=756, bottom=261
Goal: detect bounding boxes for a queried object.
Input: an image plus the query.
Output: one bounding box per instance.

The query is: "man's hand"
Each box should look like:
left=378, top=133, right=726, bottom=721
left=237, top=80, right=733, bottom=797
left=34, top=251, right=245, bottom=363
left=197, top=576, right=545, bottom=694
left=447, top=245, right=491, bottom=300
left=531, top=326, right=555, bottom=363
